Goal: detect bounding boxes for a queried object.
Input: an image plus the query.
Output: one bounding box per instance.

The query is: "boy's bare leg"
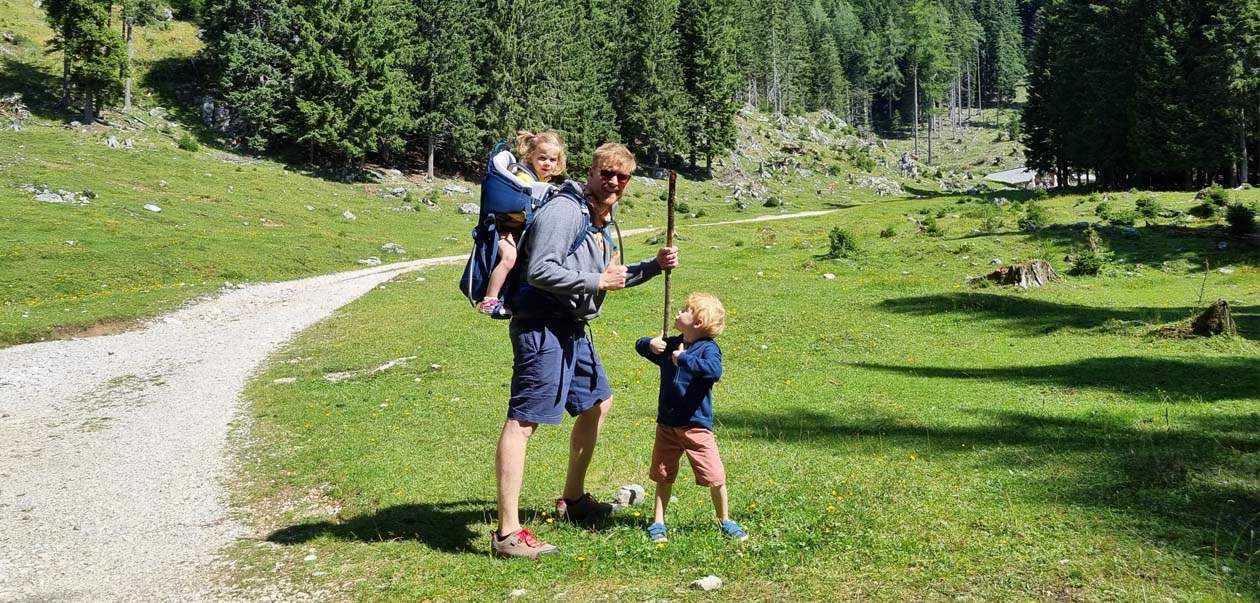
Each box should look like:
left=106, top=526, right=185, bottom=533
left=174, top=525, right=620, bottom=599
left=653, top=482, right=672, bottom=523
left=710, top=483, right=730, bottom=522
left=563, top=398, right=612, bottom=500
left=496, top=419, right=537, bottom=535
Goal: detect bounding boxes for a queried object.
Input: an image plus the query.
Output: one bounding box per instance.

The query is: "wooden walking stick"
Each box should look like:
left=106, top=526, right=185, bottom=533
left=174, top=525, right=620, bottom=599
left=662, top=170, right=677, bottom=337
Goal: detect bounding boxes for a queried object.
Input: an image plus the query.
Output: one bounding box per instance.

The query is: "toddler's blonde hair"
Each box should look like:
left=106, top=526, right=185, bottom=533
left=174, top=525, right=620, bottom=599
left=686, top=292, right=726, bottom=338
left=515, top=130, right=567, bottom=178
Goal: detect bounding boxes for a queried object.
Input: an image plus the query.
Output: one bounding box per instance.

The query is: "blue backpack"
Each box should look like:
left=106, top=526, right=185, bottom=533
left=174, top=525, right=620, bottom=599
left=458, top=143, right=552, bottom=309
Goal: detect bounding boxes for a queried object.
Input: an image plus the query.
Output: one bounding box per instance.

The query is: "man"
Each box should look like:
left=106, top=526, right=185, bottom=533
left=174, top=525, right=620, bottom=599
left=492, top=143, right=679, bottom=559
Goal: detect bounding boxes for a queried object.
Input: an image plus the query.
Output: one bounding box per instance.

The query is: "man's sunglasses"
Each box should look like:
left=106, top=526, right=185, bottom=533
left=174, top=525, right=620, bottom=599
left=599, top=169, right=632, bottom=184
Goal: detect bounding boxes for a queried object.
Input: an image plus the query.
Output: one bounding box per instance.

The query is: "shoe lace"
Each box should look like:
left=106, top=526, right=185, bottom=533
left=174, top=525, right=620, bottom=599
left=517, top=528, right=543, bottom=547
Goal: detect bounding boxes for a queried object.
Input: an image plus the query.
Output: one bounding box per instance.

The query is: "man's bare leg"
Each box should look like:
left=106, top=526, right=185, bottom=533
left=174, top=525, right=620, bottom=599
left=710, top=483, right=730, bottom=522
left=562, top=398, right=612, bottom=500
left=653, top=482, right=672, bottom=524
left=496, top=419, right=537, bottom=535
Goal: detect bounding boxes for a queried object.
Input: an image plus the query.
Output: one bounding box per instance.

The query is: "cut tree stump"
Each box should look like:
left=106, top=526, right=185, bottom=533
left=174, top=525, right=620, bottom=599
left=1154, top=299, right=1238, bottom=338
left=1191, top=299, right=1238, bottom=337
left=986, top=259, right=1060, bottom=289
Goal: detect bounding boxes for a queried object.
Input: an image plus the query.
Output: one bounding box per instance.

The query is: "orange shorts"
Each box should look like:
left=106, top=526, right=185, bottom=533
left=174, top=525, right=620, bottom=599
left=649, top=424, right=726, bottom=487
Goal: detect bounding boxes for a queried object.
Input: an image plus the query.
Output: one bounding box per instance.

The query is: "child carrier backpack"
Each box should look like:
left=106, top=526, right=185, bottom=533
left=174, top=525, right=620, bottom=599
left=458, top=143, right=555, bottom=308
left=458, top=144, right=624, bottom=316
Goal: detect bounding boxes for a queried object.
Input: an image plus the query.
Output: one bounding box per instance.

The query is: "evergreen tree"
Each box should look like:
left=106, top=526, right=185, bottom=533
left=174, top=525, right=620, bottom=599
left=977, top=0, right=1026, bottom=106
left=480, top=0, right=617, bottom=171
left=43, top=0, right=127, bottom=122
left=202, top=0, right=298, bottom=150
left=290, top=0, right=418, bottom=164
left=613, top=0, right=688, bottom=166
left=413, top=0, right=483, bottom=178
left=677, top=0, right=741, bottom=170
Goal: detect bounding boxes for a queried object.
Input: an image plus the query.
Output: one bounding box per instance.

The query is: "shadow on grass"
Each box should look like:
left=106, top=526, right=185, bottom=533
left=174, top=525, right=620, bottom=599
left=721, top=407, right=1260, bottom=596
left=952, top=217, right=1260, bottom=269
left=267, top=500, right=491, bottom=554
left=878, top=292, right=1260, bottom=341
left=0, top=57, right=72, bottom=121
left=850, top=356, right=1258, bottom=403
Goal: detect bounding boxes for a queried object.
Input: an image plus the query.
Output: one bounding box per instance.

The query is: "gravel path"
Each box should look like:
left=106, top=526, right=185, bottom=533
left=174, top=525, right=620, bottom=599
left=0, top=256, right=461, bottom=602
left=0, top=209, right=837, bottom=602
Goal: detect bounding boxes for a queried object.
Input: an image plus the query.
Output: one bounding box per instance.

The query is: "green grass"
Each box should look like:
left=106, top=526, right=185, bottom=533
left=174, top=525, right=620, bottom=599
left=229, top=192, right=1259, bottom=601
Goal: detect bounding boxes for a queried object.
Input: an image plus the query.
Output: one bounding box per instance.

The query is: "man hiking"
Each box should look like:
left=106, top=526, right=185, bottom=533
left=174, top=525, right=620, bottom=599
left=492, top=143, right=679, bottom=558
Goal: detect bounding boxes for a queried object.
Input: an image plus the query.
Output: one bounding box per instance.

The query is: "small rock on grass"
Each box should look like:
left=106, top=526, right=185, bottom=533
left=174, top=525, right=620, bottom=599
left=357, top=256, right=381, bottom=266
left=823, top=273, right=835, bottom=280
left=273, top=377, right=296, bottom=385
left=509, top=589, right=527, bottom=598
left=614, top=484, right=645, bottom=506
left=343, top=210, right=357, bottom=221
left=144, top=204, right=162, bottom=212
left=690, top=576, right=722, bottom=591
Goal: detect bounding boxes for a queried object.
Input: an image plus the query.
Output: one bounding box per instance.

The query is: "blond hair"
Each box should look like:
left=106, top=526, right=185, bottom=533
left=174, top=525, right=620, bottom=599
left=515, top=130, right=567, bottom=178
left=591, top=142, right=636, bottom=174
left=686, top=292, right=726, bottom=338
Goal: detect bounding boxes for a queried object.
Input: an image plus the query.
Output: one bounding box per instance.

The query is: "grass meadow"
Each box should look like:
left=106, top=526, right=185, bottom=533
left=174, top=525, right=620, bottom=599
left=229, top=191, right=1259, bottom=601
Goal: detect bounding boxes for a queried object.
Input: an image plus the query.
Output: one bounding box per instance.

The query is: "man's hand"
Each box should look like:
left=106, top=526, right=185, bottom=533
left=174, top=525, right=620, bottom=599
left=649, top=336, right=667, bottom=355
left=671, top=342, right=685, bottom=366
left=598, top=252, right=628, bottom=291
left=656, top=246, right=679, bottom=270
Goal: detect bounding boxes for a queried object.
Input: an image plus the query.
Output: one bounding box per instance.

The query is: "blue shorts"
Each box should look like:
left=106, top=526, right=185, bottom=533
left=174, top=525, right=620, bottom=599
left=508, top=318, right=612, bottom=425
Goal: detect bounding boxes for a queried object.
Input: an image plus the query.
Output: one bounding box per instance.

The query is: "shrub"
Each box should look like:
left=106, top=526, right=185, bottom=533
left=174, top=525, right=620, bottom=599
left=177, top=133, right=200, bottom=152
left=1199, top=184, right=1232, bottom=206
left=1225, top=202, right=1258, bottom=236
left=921, top=215, right=943, bottom=237
left=675, top=201, right=690, bottom=214
left=1086, top=193, right=1102, bottom=204
left=1095, top=201, right=1111, bottom=219
left=1018, top=201, right=1049, bottom=230
left=1189, top=203, right=1216, bottom=219
left=763, top=197, right=782, bottom=208
left=1134, top=194, right=1161, bottom=220
left=1069, top=225, right=1109, bottom=276
left=1032, top=187, right=1050, bottom=201
left=879, top=225, right=897, bottom=238
left=1105, top=209, right=1138, bottom=227
left=826, top=227, right=859, bottom=258
left=983, top=215, right=1004, bottom=232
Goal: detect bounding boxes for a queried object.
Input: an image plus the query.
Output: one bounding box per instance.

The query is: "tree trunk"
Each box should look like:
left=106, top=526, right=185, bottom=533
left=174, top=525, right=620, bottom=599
left=123, top=21, right=133, bottom=111
left=927, top=99, right=934, bottom=165
left=1240, top=108, right=1248, bottom=187
left=61, top=54, right=70, bottom=110
left=913, top=62, right=919, bottom=157
left=82, top=97, right=95, bottom=125
left=976, top=48, right=982, bottom=124
left=426, top=132, right=435, bottom=181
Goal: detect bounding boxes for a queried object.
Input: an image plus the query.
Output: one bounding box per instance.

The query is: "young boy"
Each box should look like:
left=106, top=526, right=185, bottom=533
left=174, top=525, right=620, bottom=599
left=634, top=292, right=747, bottom=543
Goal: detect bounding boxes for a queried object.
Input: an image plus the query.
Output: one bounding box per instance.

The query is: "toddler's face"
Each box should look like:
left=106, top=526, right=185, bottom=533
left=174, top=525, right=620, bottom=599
left=675, top=306, right=698, bottom=336
left=532, top=146, right=559, bottom=178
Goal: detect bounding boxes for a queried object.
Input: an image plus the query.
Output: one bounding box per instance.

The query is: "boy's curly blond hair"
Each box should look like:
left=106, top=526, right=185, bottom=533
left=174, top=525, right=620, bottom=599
left=687, top=292, right=726, bottom=338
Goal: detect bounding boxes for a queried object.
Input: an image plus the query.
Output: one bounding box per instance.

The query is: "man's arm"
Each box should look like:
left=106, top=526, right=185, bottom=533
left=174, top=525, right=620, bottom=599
left=624, top=246, right=677, bottom=288
left=524, top=200, right=601, bottom=295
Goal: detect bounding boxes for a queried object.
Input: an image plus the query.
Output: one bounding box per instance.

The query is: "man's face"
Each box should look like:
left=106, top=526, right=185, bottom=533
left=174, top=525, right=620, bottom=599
left=587, top=161, right=632, bottom=207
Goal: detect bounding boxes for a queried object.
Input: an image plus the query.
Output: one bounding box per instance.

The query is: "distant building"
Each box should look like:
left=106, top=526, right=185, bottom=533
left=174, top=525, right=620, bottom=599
left=985, top=167, right=1058, bottom=189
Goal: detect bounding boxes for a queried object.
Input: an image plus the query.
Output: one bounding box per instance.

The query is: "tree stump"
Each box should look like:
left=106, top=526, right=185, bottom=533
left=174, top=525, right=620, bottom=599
left=986, top=259, right=1060, bottom=289
left=1191, top=299, right=1238, bottom=337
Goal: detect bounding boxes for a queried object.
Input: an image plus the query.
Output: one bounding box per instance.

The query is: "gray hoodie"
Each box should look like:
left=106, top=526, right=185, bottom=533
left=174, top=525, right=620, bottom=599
left=511, top=181, right=662, bottom=323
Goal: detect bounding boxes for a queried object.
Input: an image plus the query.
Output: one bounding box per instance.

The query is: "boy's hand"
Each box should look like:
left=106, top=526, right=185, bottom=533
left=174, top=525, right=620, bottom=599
left=649, top=336, right=667, bottom=355
left=671, top=342, right=685, bottom=365
left=599, top=252, right=627, bottom=291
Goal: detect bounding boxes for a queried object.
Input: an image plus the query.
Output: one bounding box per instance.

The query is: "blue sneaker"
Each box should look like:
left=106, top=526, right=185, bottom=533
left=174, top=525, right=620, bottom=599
left=719, top=519, right=748, bottom=542
left=647, top=522, right=668, bottom=543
